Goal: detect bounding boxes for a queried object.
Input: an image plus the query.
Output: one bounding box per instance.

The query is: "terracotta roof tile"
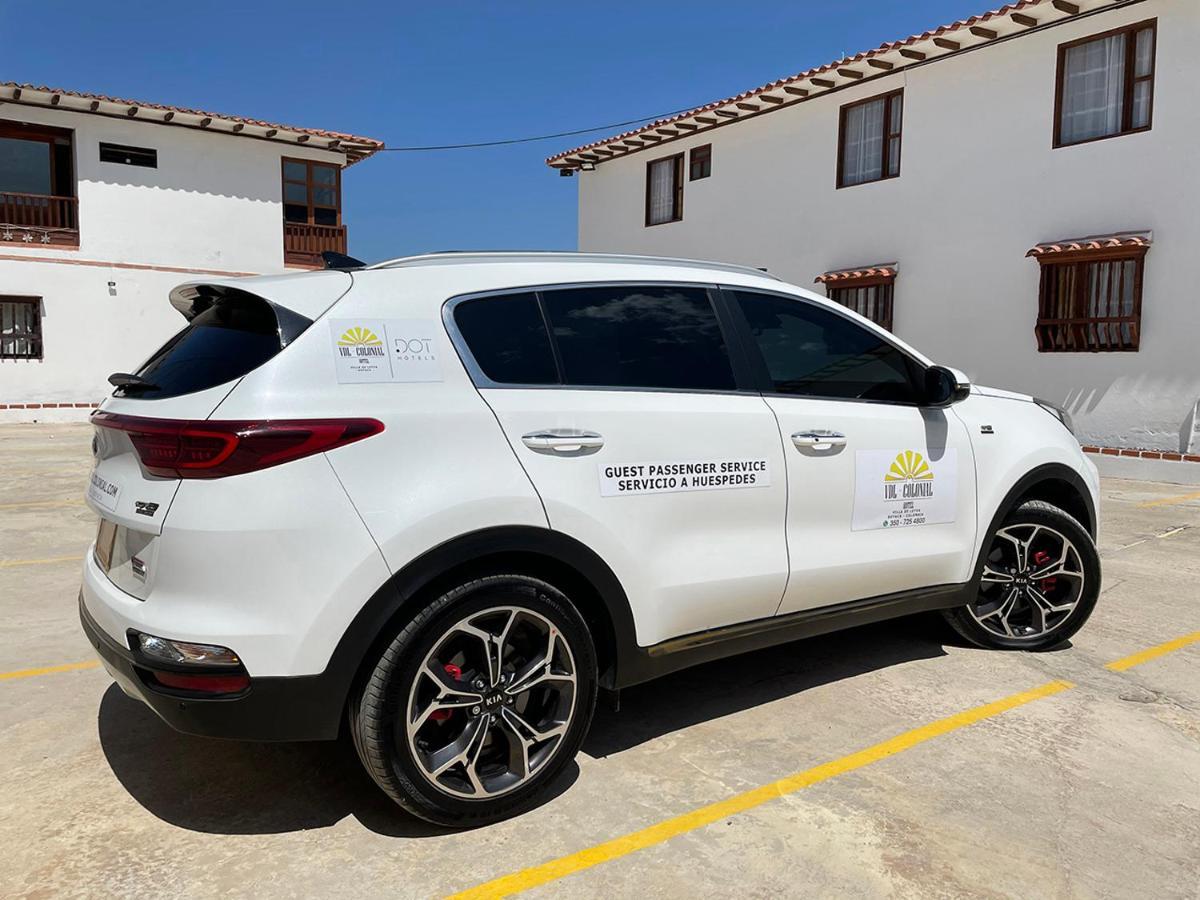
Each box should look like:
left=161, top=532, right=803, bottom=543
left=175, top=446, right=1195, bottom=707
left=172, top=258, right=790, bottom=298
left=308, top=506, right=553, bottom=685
left=548, top=0, right=1069, bottom=167
left=2, top=82, right=384, bottom=163
left=1026, top=232, right=1152, bottom=257
left=814, top=265, right=897, bottom=284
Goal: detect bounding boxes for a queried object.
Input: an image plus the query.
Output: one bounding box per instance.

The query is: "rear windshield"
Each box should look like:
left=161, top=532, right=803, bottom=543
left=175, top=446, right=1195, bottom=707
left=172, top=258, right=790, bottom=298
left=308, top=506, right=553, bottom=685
left=120, top=293, right=292, bottom=400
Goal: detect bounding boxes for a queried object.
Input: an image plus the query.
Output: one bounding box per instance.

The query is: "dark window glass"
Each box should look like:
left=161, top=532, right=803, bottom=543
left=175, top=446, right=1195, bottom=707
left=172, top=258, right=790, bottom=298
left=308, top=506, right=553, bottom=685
left=98, top=142, right=157, bottom=168
left=541, top=285, right=734, bottom=391
left=732, top=290, right=922, bottom=402
left=689, top=144, right=712, bottom=181
left=126, top=294, right=300, bottom=399
left=280, top=158, right=340, bottom=226
left=454, top=293, right=558, bottom=385
left=0, top=137, right=52, bottom=194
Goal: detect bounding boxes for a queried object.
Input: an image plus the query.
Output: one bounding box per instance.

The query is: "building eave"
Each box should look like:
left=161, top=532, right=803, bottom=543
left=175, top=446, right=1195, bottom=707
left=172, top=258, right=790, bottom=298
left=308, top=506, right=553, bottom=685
left=0, top=83, right=385, bottom=165
left=547, top=0, right=1139, bottom=171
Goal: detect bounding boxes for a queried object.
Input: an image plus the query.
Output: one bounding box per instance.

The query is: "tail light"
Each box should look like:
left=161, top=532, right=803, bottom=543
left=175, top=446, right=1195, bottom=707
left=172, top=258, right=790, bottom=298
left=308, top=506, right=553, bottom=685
left=92, top=412, right=383, bottom=478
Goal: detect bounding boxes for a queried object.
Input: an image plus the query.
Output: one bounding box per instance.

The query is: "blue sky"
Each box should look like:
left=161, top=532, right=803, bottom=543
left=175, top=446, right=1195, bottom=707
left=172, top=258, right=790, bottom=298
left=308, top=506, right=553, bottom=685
left=4, top=1, right=995, bottom=261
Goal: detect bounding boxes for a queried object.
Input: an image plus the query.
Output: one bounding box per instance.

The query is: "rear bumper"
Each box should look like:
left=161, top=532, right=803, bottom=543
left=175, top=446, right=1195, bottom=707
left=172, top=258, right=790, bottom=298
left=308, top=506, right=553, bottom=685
left=79, top=591, right=343, bottom=742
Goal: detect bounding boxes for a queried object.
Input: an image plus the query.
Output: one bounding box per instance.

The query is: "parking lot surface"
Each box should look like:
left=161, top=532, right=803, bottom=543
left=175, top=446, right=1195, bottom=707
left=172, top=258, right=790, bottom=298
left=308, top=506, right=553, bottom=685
left=1, top=422, right=1197, bottom=899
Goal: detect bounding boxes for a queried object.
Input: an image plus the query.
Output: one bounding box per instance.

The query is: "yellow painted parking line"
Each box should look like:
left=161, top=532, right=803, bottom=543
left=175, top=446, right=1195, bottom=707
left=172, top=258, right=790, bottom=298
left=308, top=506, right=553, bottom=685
left=1106, top=631, right=1200, bottom=671
left=0, top=660, right=99, bottom=681
left=1137, top=490, right=1200, bottom=508
left=0, top=498, right=85, bottom=510
left=0, top=554, right=84, bottom=569
left=446, top=680, right=1073, bottom=900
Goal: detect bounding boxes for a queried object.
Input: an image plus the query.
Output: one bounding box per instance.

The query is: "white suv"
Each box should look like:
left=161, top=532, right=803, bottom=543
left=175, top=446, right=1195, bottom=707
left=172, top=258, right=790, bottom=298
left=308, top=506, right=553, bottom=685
left=80, top=253, right=1101, bottom=825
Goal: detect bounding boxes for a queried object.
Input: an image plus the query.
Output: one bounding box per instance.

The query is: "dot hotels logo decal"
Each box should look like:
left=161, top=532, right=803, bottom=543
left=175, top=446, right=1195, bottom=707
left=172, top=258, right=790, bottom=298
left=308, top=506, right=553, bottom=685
left=329, top=318, right=443, bottom=384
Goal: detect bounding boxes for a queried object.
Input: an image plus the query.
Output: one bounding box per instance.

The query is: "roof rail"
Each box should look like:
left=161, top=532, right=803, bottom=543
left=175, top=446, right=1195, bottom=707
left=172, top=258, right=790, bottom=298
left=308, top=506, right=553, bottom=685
left=365, top=251, right=780, bottom=281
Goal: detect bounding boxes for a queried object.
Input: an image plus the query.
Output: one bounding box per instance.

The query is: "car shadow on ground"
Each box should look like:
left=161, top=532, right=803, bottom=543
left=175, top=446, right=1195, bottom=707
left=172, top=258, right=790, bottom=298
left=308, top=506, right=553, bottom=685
left=98, top=612, right=960, bottom=837
left=584, top=612, right=955, bottom=758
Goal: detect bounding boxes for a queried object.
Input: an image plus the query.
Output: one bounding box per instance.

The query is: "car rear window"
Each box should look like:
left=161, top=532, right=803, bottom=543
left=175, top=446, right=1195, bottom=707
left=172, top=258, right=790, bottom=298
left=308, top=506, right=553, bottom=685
left=453, top=293, right=558, bottom=385
left=541, top=285, right=735, bottom=391
left=120, top=292, right=294, bottom=400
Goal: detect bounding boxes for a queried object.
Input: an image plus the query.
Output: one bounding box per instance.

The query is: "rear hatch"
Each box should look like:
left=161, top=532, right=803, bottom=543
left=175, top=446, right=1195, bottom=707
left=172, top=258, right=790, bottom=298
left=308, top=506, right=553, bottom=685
left=86, top=272, right=352, bottom=598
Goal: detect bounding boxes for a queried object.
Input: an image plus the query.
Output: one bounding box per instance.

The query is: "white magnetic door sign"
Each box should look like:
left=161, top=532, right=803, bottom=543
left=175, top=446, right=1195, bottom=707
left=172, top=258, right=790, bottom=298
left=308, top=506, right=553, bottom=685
left=330, top=319, right=443, bottom=383
left=852, top=448, right=958, bottom=531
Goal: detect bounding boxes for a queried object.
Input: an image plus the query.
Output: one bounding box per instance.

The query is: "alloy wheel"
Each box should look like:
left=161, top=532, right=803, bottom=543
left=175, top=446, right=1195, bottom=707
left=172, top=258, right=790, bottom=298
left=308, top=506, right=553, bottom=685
left=403, top=605, right=577, bottom=800
left=969, top=523, right=1086, bottom=640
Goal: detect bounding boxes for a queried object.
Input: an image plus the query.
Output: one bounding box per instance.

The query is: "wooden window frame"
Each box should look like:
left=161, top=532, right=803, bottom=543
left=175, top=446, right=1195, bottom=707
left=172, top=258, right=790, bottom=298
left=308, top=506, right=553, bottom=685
left=281, top=156, right=342, bottom=227
left=689, top=144, right=712, bottom=181
left=1053, top=18, right=1157, bottom=149
left=0, top=121, right=74, bottom=198
left=0, top=296, right=43, bottom=361
left=644, top=152, right=684, bottom=227
left=836, top=88, right=903, bottom=190
left=1033, top=247, right=1146, bottom=353
left=825, top=274, right=896, bottom=331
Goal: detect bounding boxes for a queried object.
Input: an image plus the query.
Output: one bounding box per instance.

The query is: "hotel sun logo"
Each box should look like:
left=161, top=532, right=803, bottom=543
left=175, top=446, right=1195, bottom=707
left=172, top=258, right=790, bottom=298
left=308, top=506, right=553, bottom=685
left=337, top=326, right=386, bottom=359
left=883, top=450, right=935, bottom=501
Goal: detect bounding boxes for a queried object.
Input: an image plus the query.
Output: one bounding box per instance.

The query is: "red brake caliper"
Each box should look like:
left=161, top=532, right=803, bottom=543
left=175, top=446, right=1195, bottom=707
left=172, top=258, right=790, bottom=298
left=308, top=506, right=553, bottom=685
left=1031, top=550, right=1057, bottom=593
left=429, top=663, right=462, bottom=722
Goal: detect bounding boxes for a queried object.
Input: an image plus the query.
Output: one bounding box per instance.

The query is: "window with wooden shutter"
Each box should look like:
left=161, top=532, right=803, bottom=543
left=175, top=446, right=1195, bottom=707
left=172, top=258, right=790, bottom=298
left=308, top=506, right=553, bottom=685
left=814, top=265, right=897, bottom=331
left=0, top=296, right=43, bottom=360
left=1028, top=234, right=1149, bottom=352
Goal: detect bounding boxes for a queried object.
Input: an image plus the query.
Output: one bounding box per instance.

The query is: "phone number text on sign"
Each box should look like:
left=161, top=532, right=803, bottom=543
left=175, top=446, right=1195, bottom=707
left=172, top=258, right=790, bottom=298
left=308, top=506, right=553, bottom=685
left=599, top=459, right=770, bottom=497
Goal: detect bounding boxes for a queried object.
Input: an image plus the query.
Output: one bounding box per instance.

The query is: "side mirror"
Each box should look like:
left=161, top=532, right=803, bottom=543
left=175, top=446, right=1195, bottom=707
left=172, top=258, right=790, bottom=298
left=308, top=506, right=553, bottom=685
left=924, top=365, right=971, bottom=407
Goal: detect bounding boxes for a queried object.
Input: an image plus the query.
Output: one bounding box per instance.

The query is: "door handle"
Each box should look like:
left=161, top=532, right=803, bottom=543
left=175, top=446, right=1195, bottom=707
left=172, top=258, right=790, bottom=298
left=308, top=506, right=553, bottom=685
left=792, top=430, right=847, bottom=450
left=521, top=430, right=605, bottom=454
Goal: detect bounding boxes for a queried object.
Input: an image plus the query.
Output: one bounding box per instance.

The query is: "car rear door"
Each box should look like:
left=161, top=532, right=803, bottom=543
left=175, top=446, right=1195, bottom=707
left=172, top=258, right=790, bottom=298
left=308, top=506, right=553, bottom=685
left=449, top=282, right=789, bottom=647
left=723, top=287, right=977, bottom=614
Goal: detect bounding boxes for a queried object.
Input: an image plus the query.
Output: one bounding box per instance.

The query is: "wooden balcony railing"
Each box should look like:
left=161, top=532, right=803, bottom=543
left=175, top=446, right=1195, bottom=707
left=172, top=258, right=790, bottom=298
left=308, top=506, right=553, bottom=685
left=0, top=192, right=80, bottom=247
left=283, top=222, right=348, bottom=267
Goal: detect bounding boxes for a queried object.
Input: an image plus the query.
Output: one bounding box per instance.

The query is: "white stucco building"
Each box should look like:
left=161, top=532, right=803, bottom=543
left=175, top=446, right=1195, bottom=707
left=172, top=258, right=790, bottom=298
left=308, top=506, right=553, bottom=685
left=551, top=0, right=1199, bottom=466
left=0, top=83, right=382, bottom=421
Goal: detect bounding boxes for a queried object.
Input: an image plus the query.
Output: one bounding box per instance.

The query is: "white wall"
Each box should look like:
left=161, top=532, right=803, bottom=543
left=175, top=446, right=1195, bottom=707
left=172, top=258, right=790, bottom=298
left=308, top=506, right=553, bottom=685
left=0, top=105, right=349, bottom=419
left=577, top=0, right=1200, bottom=453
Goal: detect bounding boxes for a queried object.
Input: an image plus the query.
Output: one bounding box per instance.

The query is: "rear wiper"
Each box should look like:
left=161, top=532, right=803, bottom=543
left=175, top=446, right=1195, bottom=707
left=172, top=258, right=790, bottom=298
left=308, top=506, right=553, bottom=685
left=108, top=372, right=159, bottom=392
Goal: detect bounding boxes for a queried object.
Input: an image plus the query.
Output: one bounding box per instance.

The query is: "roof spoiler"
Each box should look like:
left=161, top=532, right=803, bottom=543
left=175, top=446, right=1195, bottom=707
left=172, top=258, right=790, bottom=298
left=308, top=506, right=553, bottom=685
left=321, top=250, right=367, bottom=270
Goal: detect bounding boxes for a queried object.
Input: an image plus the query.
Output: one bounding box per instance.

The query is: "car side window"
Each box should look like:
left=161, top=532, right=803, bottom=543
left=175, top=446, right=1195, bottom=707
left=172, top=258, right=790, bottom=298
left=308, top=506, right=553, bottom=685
left=730, top=290, right=924, bottom=403
left=453, top=292, right=559, bottom=385
left=540, top=285, right=736, bottom=391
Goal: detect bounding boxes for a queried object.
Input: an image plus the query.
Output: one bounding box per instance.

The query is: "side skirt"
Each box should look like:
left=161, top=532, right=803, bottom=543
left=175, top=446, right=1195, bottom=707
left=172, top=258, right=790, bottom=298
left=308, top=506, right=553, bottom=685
left=614, top=583, right=969, bottom=688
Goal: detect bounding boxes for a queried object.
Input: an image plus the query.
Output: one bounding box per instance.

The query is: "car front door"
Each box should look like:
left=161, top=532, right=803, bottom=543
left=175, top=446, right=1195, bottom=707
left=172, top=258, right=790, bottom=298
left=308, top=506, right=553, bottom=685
left=724, top=288, right=977, bottom=614
left=447, top=283, right=789, bottom=647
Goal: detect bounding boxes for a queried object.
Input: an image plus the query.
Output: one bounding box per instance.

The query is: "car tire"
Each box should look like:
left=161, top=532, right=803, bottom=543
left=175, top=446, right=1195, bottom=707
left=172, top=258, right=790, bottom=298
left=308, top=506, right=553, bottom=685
left=349, top=574, right=597, bottom=827
left=944, top=500, right=1100, bottom=651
